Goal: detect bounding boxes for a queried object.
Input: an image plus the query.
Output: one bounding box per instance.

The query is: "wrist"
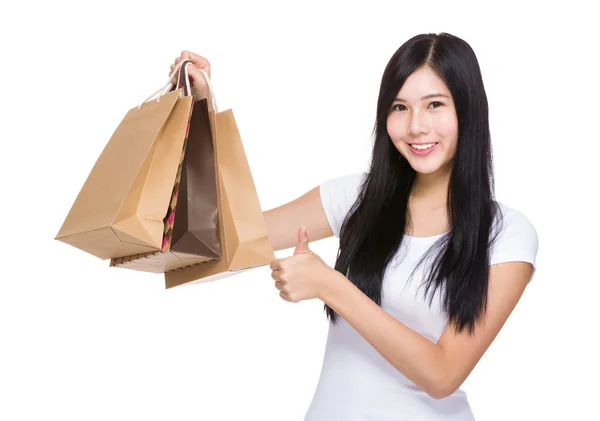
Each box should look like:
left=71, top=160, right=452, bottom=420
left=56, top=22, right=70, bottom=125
left=319, top=268, right=348, bottom=303
left=192, top=86, right=209, bottom=101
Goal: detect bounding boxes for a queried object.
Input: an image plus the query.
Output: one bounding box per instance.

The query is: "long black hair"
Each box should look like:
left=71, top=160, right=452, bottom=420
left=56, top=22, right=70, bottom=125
left=325, top=32, right=502, bottom=334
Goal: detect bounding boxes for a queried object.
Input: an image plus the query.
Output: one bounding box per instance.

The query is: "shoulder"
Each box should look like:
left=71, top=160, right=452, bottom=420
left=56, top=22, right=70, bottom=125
left=320, top=171, right=367, bottom=191
left=319, top=172, right=368, bottom=237
left=489, top=202, right=539, bottom=268
left=493, top=202, right=538, bottom=240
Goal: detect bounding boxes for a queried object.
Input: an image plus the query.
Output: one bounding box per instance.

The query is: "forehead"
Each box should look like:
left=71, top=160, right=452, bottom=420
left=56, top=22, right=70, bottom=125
left=396, top=66, right=450, bottom=99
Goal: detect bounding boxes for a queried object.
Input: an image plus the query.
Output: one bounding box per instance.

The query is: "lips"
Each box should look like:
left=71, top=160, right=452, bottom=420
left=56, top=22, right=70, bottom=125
left=408, top=142, right=438, bottom=156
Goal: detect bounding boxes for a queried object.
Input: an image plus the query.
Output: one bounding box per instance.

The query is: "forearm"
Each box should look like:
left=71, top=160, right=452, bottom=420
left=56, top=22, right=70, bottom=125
left=262, top=187, right=335, bottom=252
left=322, top=271, right=453, bottom=398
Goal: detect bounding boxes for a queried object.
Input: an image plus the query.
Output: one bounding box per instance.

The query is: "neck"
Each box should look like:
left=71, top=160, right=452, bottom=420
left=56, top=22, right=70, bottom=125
left=411, top=166, right=451, bottom=204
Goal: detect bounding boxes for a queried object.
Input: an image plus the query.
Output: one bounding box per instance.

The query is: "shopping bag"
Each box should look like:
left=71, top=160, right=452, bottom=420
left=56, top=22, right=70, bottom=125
left=110, top=61, right=221, bottom=272
left=55, top=60, right=219, bottom=262
left=144, top=66, right=274, bottom=288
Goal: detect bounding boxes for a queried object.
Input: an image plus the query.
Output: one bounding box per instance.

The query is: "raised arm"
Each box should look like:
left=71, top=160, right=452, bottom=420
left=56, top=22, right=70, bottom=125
left=263, top=186, right=333, bottom=251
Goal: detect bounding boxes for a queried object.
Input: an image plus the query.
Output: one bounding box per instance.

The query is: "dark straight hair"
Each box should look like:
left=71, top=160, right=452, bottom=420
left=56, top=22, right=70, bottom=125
left=325, top=32, right=501, bottom=334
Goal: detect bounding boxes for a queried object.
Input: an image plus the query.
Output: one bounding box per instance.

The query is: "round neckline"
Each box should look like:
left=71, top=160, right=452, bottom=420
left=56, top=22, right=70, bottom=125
left=404, top=231, right=449, bottom=240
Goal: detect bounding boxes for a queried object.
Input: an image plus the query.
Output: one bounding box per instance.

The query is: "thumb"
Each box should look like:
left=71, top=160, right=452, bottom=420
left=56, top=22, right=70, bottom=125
left=186, top=64, right=208, bottom=85
left=294, top=226, right=310, bottom=255
left=187, top=64, right=208, bottom=91
left=185, top=65, right=210, bottom=100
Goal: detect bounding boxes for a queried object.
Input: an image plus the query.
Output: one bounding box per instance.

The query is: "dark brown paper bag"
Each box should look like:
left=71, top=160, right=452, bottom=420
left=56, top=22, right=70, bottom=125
left=171, top=99, right=220, bottom=256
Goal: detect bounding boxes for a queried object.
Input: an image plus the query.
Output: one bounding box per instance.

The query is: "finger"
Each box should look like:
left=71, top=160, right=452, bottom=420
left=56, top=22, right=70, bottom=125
left=270, top=260, right=281, bottom=271
left=169, top=62, right=178, bottom=77
left=181, top=50, right=210, bottom=67
left=274, top=280, right=284, bottom=291
left=181, top=51, right=211, bottom=76
left=173, top=58, right=182, bottom=71
left=279, top=291, right=293, bottom=302
left=170, top=57, right=183, bottom=78
left=186, top=64, right=209, bottom=86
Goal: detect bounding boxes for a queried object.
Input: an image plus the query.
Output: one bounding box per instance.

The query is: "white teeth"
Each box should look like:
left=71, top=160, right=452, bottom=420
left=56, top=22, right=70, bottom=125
left=411, top=143, right=435, bottom=150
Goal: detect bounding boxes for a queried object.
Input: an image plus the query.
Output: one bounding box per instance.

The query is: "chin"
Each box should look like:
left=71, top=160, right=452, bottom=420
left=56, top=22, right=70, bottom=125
left=408, top=161, right=445, bottom=174
left=398, top=145, right=452, bottom=176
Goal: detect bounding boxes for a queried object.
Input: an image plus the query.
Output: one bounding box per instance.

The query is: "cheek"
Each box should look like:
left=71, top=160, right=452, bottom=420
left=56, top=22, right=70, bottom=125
left=434, top=112, right=458, bottom=140
left=386, top=114, right=405, bottom=142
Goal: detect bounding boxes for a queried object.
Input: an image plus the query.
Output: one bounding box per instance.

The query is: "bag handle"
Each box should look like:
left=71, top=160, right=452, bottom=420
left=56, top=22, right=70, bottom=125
left=138, top=59, right=219, bottom=113
left=175, top=60, right=192, bottom=97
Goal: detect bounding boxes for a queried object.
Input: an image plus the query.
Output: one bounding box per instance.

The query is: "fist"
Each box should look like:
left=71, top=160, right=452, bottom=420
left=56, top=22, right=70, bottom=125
left=169, top=51, right=211, bottom=100
left=270, top=226, right=335, bottom=303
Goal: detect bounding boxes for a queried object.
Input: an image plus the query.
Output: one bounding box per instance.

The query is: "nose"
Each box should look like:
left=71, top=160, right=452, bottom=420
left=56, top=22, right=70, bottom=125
left=408, top=110, right=429, bottom=136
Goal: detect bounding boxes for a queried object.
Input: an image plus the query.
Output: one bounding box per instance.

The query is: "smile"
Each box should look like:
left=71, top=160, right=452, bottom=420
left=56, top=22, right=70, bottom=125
left=408, top=142, right=439, bottom=155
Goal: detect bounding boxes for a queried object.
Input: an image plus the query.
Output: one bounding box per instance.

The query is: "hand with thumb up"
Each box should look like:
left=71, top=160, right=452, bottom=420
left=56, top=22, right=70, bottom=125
left=270, top=226, right=339, bottom=303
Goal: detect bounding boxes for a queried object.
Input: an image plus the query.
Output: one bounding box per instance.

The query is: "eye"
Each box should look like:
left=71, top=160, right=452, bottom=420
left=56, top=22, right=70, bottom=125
left=429, top=101, right=444, bottom=109
left=391, top=104, right=407, bottom=111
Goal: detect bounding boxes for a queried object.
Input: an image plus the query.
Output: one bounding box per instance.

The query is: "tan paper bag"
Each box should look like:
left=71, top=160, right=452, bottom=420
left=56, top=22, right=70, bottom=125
left=55, top=61, right=219, bottom=261
left=110, top=64, right=221, bottom=272
left=159, top=67, right=274, bottom=288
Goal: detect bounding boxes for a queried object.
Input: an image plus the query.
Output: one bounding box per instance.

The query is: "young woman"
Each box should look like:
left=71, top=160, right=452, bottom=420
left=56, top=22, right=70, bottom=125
left=171, top=32, right=538, bottom=421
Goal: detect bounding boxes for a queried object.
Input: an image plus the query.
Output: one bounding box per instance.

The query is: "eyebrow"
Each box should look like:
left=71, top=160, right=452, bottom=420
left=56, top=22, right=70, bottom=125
left=394, top=93, right=450, bottom=102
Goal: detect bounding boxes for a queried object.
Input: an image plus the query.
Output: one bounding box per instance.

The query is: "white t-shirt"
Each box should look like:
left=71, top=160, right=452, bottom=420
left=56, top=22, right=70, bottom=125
left=304, top=172, right=539, bottom=421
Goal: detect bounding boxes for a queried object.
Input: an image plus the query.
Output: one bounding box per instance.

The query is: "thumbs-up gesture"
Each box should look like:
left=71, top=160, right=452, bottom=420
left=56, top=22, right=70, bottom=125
left=270, top=226, right=336, bottom=303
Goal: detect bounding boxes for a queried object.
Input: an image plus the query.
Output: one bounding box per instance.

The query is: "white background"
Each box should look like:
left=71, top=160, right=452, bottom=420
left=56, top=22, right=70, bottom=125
left=1, top=1, right=598, bottom=420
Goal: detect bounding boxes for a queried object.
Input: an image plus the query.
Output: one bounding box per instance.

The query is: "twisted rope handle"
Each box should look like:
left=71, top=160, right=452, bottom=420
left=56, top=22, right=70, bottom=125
left=138, top=59, right=219, bottom=113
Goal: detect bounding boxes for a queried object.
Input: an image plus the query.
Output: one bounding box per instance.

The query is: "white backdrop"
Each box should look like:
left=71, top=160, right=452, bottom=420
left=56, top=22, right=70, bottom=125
left=1, top=1, right=598, bottom=420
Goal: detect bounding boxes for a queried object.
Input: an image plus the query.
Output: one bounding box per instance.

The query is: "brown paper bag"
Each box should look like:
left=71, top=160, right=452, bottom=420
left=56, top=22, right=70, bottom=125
left=55, top=62, right=219, bottom=261
left=110, top=94, right=221, bottom=273
left=159, top=67, right=274, bottom=288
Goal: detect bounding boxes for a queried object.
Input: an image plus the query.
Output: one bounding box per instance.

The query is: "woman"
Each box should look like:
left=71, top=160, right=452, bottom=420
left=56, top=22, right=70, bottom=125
left=171, top=32, right=538, bottom=421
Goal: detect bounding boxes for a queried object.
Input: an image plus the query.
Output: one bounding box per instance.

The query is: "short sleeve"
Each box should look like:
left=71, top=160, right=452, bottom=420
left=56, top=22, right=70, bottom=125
left=489, top=205, right=539, bottom=269
left=319, top=172, right=366, bottom=238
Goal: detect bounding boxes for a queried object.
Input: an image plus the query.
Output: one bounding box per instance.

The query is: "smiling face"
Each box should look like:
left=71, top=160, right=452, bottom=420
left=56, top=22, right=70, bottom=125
left=387, top=66, right=459, bottom=176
